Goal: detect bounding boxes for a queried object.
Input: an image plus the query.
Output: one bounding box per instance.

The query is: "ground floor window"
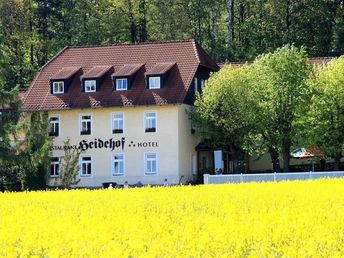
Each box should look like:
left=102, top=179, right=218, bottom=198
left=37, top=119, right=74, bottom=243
left=145, top=153, right=157, bottom=175
left=112, top=154, right=124, bottom=176
left=50, top=157, right=60, bottom=177
left=80, top=156, right=92, bottom=177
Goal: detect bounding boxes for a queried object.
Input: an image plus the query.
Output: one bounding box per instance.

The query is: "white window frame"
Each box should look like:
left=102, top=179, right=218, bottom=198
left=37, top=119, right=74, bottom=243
left=79, top=114, right=92, bottom=136
left=192, top=154, right=197, bottom=175
left=144, top=111, right=157, bottom=133
left=52, top=81, right=64, bottom=94
left=148, top=76, right=161, bottom=89
left=48, top=115, right=60, bottom=137
left=194, top=77, right=198, bottom=93
left=112, top=153, right=125, bottom=176
left=144, top=152, right=158, bottom=175
left=50, top=157, right=60, bottom=178
left=116, top=78, right=128, bottom=91
left=111, top=112, right=124, bottom=134
left=80, top=155, right=92, bottom=177
left=84, top=80, right=96, bottom=93
left=201, top=79, right=205, bottom=90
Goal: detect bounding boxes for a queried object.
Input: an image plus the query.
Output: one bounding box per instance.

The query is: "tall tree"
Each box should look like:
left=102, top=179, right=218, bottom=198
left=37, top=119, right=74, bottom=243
left=305, top=57, right=344, bottom=170
left=252, top=45, right=312, bottom=172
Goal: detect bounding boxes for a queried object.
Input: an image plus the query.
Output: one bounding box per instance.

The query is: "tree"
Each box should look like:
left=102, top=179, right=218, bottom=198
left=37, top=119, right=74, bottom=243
left=191, top=64, right=257, bottom=171
left=305, top=56, right=344, bottom=170
left=59, top=138, right=81, bottom=188
left=20, top=112, right=52, bottom=190
left=251, top=45, right=312, bottom=172
left=0, top=30, right=22, bottom=191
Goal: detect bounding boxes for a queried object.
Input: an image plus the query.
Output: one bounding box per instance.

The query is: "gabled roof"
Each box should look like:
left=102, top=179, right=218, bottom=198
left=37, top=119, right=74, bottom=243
left=112, top=63, right=144, bottom=77
left=145, top=62, right=176, bottom=76
left=81, top=66, right=113, bottom=79
left=23, top=40, right=219, bottom=111
left=50, top=67, right=81, bottom=80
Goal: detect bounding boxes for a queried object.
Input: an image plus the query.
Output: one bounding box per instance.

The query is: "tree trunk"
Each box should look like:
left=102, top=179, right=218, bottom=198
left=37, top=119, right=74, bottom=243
left=334, top=151, right=342, bottom=171
left=211, top=0, right=218, bottom=59
left=282, top=138, right=291, bottom=172
left=269, top=148, right=280, bottom=172
left=227, top=0, right=234, bottom=49
left=285, top=0, right=292, bottom=30
left=138, top=0, right=147, bottom=42
left=127, top=0, right=137, bottom=43
left=319, top=159, right=326, bottom=171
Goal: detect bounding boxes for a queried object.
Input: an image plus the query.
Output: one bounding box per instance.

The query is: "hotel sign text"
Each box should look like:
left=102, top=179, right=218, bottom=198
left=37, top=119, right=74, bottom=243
left=49, top=137, right=159, bottom=152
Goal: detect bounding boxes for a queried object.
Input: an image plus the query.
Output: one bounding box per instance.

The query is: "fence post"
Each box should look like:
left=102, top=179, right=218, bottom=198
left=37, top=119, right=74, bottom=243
left=274, top=172, right=276, bottom=182
left=240, top=173, right=243, bottom=183
left=309, top=171, right=313, bottom=180
left=204, top=174, right=210, bottom=184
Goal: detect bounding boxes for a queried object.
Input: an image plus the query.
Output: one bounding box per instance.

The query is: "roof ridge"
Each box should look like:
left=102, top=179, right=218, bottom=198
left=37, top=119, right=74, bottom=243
left=191, top=40, right=201, bottom=64
left=65, top=39, right=194, bottom=50
left=39, top=46, right=69, bottom=71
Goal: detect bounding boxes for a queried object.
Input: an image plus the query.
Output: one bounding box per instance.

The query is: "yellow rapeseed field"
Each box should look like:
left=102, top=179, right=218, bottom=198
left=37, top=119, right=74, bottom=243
left=1, top=179, right=344, bottom=257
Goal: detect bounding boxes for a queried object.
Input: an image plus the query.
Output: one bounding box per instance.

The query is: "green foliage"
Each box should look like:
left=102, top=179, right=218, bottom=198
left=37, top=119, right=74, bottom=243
left=58, top=138, right=81, bottom=188
left=305, top=56, right=344, bottom=169
left=20, top=112, right=52, bottom=190
left=192, top=45, right=312, bottom=172
left=1, top=0, right=343, bottom=92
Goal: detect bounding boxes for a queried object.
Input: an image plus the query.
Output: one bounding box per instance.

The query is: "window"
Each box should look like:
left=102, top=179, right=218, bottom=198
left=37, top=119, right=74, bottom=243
left=80, top=115, right=92, bottom=135
left=194, top=77, right=198, bottom=93
left=192, top=154, right=197, bottom=175
left=48, top=116, right=60, bottom=136
left=116, top=78, right=128, bottom=91
left=85, top=80, right=96, bottom=92
left=50, top=157, right=60, bottom=177
left=201, top=79, right=205, bottom=90
left=80, top=156, right=92, bottom=177
left=112, top=154, right=124, bottom=176
left=145, top=153, right=157, bottom=175
left=145, top=111, right=156, bottom=132
left=112, top=113, right=124, bottom=134
left=148, top=76, right=161, bottom=89
left=53, top=81, right=64, bottom=94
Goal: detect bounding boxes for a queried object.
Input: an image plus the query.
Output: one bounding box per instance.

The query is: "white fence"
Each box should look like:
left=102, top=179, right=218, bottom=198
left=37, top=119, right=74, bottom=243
left=203, top=171, right=344, bottom=184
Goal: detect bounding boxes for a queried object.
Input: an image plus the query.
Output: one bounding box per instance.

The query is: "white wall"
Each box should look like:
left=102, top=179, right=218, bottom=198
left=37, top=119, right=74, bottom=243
left=47, top=105, right=197, bottom=187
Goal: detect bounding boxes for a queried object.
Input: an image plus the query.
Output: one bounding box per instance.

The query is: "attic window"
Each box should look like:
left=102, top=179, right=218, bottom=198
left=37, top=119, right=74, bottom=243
left=85, top=80, right=96, bottom=93
left=116, top=78, right=128, bottom=91
left=53, top=81, right=64, bottom=94
left=148, top=77, right=161, bottom=89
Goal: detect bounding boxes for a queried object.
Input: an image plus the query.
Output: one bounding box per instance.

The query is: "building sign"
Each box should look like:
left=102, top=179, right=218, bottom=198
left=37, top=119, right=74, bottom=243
left=49, top=137, right=159, bottom=151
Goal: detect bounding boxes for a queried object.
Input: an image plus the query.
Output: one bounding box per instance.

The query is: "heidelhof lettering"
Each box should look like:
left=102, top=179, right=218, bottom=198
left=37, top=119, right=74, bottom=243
left=50, top=138, right=159, bottom=151
left=79, top=138, right=125, bottom=151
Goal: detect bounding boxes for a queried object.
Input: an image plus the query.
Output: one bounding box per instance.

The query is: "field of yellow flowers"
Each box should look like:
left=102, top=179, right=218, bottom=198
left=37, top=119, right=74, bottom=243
left=1, top=179, right=344, bottom=257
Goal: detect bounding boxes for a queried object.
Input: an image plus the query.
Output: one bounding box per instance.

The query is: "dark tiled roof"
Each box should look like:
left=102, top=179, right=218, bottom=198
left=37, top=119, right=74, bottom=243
left=112, top=63, right=144, bottom=77
left=50, top=67, right=81, bottom=80
left=81, top=66, right=113, bottom=79
left=145, top=62, right=176, bottom=76
left=23, top=40, right=219, bottom=111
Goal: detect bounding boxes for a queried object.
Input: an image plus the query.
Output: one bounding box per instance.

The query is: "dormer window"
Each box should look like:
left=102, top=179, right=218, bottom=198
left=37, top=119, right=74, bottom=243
left=84, top=80, right=96, bottom=93
left=81, top=66, right=112, bottom=93
left=145, top=62, right=175, bottom=90
left=50, top=67, right=81, bottom=94
left=53, top=81, right=64, bottom=94
left=148, top=76, right=161, bottom=89
left=116, top=78, right=128, bottom=91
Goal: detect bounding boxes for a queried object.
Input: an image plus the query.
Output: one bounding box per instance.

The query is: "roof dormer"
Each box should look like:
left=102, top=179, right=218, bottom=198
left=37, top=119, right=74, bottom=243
left=80, top=66, right=112, bottom=93
left=112, top=63, right=144, bottom=91
left=50, top=67, right=81, bottom=94
left=145, top=62, right=176, bottom=89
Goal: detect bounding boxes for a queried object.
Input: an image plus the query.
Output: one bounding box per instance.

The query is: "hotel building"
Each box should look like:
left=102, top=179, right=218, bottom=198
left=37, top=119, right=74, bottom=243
left=22, top=40, right=219, bottom=187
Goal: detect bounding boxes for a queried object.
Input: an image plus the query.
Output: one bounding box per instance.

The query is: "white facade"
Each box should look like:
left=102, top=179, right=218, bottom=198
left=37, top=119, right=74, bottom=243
left=47, top=104, right=199, bottom=187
